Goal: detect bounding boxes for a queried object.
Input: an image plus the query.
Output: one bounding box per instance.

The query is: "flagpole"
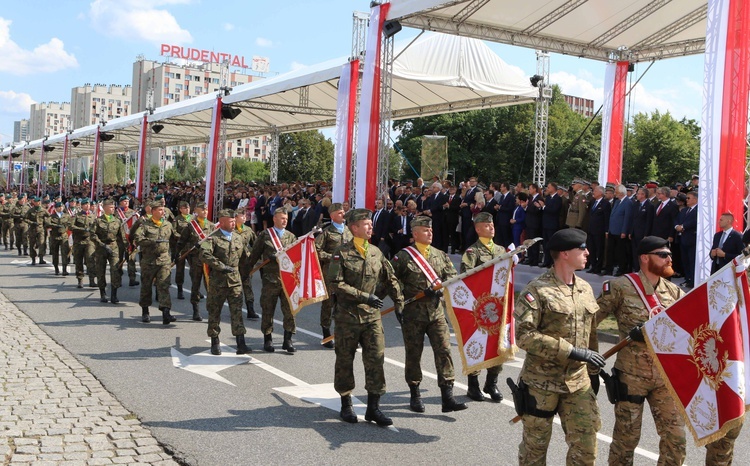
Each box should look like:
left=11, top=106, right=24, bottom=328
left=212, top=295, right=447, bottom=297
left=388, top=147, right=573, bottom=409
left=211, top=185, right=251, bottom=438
left=171, top=226, right=222, bottom=268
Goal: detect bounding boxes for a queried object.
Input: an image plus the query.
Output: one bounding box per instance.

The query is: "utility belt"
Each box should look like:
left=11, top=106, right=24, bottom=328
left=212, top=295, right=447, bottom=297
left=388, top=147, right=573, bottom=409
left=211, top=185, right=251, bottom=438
left=506, top=378, right=557, bottom=419
left=600, top=368, right=645, bottom=405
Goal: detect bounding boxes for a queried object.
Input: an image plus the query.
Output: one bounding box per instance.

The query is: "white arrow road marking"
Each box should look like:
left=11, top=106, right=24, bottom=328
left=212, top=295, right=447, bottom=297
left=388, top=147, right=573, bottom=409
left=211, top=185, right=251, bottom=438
left=171, top=343, right=250, bottom=386
left=11, top=258, right=54, bottom=269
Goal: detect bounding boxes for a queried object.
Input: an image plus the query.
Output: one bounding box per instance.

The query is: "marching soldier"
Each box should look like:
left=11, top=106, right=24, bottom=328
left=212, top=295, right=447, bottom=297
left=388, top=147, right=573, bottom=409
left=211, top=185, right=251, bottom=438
left=314, top=202, right=352, bottom=348
left=70, top=199, right=97, bottom=288
left=134, top=201, right=176, bottom=324
left=118, top=195, right=139, bottom=287
left=329, top=208, right=403, bottom=426
left=200, top=209, right=251, bottom=356
left=25, top=196, right=50, bottom=265
left=247, top=207, right=298, bottom=353
left=11, top=193, right=30, bottom=256
left=233, top=208, right=259, bottom=319
left=91, top=199, right=126, bottom=304
left=0, top=194, right=12, bottom=250
left=45, top=202, right=72, bottom=276
left=595, top=236, right=686, bottom=464
left=514, top=228, right=604, bottom=465
left=460, top=211, right=505, bottom=402
left=173, top=201, right=192, bottom=300
left=390, top=215, right=468, bottom=414
left=176, top=201, right=213, bottom=322
left=127, top=202, right=151, bottom=287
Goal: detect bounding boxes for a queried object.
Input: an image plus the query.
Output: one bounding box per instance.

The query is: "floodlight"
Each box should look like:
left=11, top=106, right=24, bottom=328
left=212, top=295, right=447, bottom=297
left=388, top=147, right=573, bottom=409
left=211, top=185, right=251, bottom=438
left=100, top=132, right=115, bottom=142
left=221, top=106, right=242, bottom=120
left=29, top=149, right=36, bottom=155
left=152, top=124, right=164, bottom=134
left=71, top=141, right=80, bottom=148
left=43, top=145, right=55, bottom=152
left=383, top=20, right=402, bottom=38
left=530, top=75, right=544, bottom=88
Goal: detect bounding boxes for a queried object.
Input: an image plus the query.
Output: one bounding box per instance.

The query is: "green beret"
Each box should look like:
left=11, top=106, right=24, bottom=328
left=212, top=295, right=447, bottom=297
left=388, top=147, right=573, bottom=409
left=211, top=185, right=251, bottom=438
left=217, top=209, right=234, bottom=219
left=31, top=196, right=40, bottom=202
left=474, top=212, right=494, bottom=224
left=411, top=215, right=432, bottom=229
left=119, top=195, right=130, bottom=202
left=637, top=236, right=669, bottom=255
left=80, top=198, right=90, bottom=205
left=346, top=208, right=371, bottom=225
left=154, top=194, right=164, bottom=201
left=19, top=193, right=27, bottom=199
left=195, top=201, right=207, bottom=209
left=102, top=199, right=115, bottom=206
left=54, top=202, right=63, bottom=207
left=329, top=202, right=344, bottom=213
left=548, top=228, right=587, bottom=252
left=0, top=194, right=4, bottom=198
left=42, top=199, right=50, bottom=205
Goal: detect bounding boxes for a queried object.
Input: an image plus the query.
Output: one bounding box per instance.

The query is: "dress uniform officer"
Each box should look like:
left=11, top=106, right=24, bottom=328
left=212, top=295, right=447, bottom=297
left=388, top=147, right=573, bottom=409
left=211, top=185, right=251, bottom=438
left=461, top=211, right=505, bottom=402
left=135, top=201, right=176, bottom=324
left=11, top=193, right=30, bottom=256
left=315, top=202, right=352, bottom=348
left=173, top=201, right=192, bottom=300
left=595, top=236, right=687, bottom=465
left=200, top=209, right=251, bottom=356
left=233, top=208, right=259, bottom=320
left=45, top=202, right=72, bottom=276
left=176, top=201, right=213, bottom=322
left=514, top=228, right=604, bottom=465
left=391, top=215, right=468, bottom=413
left=70, top=199, right=97, bottom=288
left=118, top=195, right=140, bottom=287
left=328, top=208, right=404, bottom=426
left=247, top=206, right=298, bottom=353
left=25, top=196, right=50, bottom=265
left=91, top=199, right=127, bottom=304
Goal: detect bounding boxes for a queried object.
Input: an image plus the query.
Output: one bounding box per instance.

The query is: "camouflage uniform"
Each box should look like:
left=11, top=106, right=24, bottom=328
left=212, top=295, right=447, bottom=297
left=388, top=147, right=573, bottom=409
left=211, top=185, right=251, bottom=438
left=134, top=218, right=174, bottom=310
left=705, top=423, right=743, bottom=465
left=315, top=223, right=353, bottom=330
left=119, top=207, right=139, bottom=283
left=595, top=271, right=686, bottom=465
left=70, top=210, right=97, bottom=284
left=45, top=210, right=72, bottom=273
left=0, top=198, right=12, bottom=248
left=565, top=188, right=589, bottom=230
left=391, top=245, right=457, bottom=387
left=25, top=204, right=50, bottom=261
left=11, top=200, right=30, bottom=254
left=515, top=268, right=601, bottom=466
left=200, top=230, right=248, bottom=338
left=328, top=240, right=403, bottom=396
left=172, top=213, right=192, bottom=289
left=91, top=213, right=126, bottom=292
left=234, top=223, right=257, bottom=310
left=176, top=218, right=214, bottom=305
left=247, top=227, right=297, bottom=335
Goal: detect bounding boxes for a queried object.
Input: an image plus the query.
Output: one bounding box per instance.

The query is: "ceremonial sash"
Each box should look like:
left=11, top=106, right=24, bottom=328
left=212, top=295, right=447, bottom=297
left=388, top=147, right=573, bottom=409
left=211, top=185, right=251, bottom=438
left=116, top=208, right=126, bottom=221
left=403, top=246, right=441, bottom=286
left=47, top=204, right=56, bottom=215
left=268, top=227, right=283, bottom=252
left=624, top=272, right=665, bottom=318
left=190, top=218, right=207, bottom=241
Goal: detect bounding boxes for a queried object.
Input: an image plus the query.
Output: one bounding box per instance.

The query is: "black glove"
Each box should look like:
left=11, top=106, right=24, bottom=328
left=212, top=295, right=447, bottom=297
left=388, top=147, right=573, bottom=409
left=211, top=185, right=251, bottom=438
left=104, top=245, right=114, bottom=257
left=395, top=310, right=403, bottom=325
left=221, top=265, right=235, bottom=274
left=423, top=287, right=443, bottom=299
left=589, top=372, right=600, bottom=395
left=366, top=294, right=383, bottom=309
left=628, top=324, right=645, bottom=343
left=568, top=348, right=605, bottom=368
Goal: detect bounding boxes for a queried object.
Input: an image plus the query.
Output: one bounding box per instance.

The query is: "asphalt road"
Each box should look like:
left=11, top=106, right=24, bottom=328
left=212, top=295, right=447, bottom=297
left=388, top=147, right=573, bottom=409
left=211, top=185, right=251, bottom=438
left=0, top=251, right=744, bottom=466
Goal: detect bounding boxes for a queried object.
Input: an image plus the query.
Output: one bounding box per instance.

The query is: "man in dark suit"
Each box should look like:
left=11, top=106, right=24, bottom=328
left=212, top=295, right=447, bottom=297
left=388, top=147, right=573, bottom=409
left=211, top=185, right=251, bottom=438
left=651, top=187, right=678, bottom=241
left=586, top=186, right=610, bottom=274
left=371, top=198, right=391, bottom=256
left=427, top=182, right=448, bottom=252
left=605, top=184, right=634, bottom=276
left=630, top=187, right=655, bottom=271
left=389, top=205, right=412, bottom=254
left=255, top=191, right=267, bottom=230
left=495, top=182, right=515, bottom=248
left=460, top=177, right=480, bottom=252
left=710, top=212, right=744, bottom=273
left=291, top=198, right=310, bottom=237
left=445, top=184, right=462, bottom=254
left=524, top=183, right=543, bottom=265
left=676, top=191, right=698, bottom=287
left=540, top=182, right=562, bottom=267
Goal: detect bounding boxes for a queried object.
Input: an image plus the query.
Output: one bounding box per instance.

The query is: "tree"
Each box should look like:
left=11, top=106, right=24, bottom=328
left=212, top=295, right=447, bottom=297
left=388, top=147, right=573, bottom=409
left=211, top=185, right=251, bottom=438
left=277, top=131, right=334, bottom=182
left=231, top=158, right=270, bottom=182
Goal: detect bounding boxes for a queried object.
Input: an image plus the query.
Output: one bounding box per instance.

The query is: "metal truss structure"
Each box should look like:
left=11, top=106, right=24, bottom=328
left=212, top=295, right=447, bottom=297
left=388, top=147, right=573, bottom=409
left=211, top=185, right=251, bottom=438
left=96, top=139, right=104, bottom=200
left=158, top=146, right=166, bottom=183
left=212, top=114, right=227, bottom=221
left=268, top=128, right=279, bottom=183
left=533, top=51, right=551, bottom=188
left=125, top=149, right=131, bottom=185
left=376, top=29, right=396, bottom=203
left=349, top=12, right=368, bottom=205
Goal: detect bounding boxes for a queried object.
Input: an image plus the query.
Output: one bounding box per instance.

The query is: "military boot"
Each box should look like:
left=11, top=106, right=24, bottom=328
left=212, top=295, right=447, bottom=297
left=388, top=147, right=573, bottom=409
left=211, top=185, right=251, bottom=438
left=467, top=375, right=485, bottom=402
left=483, top=373, right=503, bottom=402
left=235, top=335, right=251, bottom=355
left=38, top=257, right=46, bottom=265
left=62, top=265, right=68, bottom=276
left=129, top=278, right=140, bottom=286
left=191, top=303, right=202, bottom=321
left=88, top=278, right=97, bottom=288
left=440, top=383, right=468, bottom=413
left=364, top=394, right=392, bottom=426
left=77, top=278, right=83, bottom=289
left=210, top=336, right=221, bottom=355
left=339, top=395, right=358, bottom=423
left=282, top=331, right=296, bottom=353
left=141, top=307, right=150, bottom=323
left=23, top=246, right=27, bottom=256
left=263, top=334, right=275, bottom=353
left=322, top=327, right=334, bottom=349
left=160, top=307, right=175, bottom=325
left=110, top=285, right=119, bottom=304
left=54, top=264, right=60, bottom=275
left=99, top=288, right=108, bottom=303
left=409, top=384, right=425, bottom=413
left=177, top=285, right=184, bottom=300
left=17, top=246, right=22, bottom=256
left=31, top=257, right=36, bottom=265
left=246, top=302, right=259, bottom=319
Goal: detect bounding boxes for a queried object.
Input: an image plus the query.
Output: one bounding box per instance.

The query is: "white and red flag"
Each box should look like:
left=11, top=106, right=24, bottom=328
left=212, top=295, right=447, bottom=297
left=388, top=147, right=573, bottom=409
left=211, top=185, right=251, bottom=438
left=642, top=257, right=749, bottom=446
left=276, top=232, right=327, bottom=315
left=117, top=209, right=140, bottom=238
left=444, top=248, right=517, bottom=375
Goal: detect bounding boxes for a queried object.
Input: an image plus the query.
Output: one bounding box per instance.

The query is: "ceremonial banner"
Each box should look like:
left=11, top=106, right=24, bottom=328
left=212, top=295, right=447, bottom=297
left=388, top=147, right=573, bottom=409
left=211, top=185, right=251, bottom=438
left=642, top=257, right=749, bottom=446
left=444, top=253, right=516, bottom=375
left=277, top=234, right=327, bottom=315
left=597, top=60, right=628, bottom=186
left=331, top=59, right=359, bottom=204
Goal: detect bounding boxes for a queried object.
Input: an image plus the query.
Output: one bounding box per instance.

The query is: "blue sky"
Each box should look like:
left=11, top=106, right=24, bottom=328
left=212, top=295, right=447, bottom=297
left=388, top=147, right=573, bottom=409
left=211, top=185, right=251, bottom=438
left=0, top=0, right=705, bottom=146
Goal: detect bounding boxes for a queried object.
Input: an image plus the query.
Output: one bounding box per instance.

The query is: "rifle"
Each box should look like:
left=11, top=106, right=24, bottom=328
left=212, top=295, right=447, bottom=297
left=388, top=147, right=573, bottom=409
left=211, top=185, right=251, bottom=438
left=116, top=246, right=139, bottom=270
left=249, top=226, right=322, bottom=276
left=321, top=238, right=542, bottom=345
left=171, top=226, right=221, bottom=268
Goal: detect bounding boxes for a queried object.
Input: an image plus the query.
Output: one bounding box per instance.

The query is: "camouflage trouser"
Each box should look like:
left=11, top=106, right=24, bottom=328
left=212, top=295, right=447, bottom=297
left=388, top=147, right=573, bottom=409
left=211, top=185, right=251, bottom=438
left=520, top=384, right=601, bottom=466
left=705, top=422, right=743, bottom=466
left=334, top=319, right=385, bottom=396
left=260, top=280, right=295, bottom=335
left=469, top=365, right=503, bottom=378
left=206, top=284, right=246, bottom=337
left=139, top=263, right=171, bottom=309
left=1, top=219, right=12, bottom=246
left=238, top=262, right=255, bottom=307
left=127, top=254, right=137, bottom=281
left=402, top=316, right=455, bottom=387
left=188, top=254, right=206, bottom=305
left=73, top=241, right=96, bottom=281
left=14, top=222, right=28, bottom=249
left=49, top=237, right=70, bottom=267
left=96, top=245, right=122, bottom=289
left=27, top=227, right=46, bottom=259
left=319, top=271, right=333, bottom=329
left=609, top=370, right=686, bottom=466
left=174, top=256, right=186, bottom=286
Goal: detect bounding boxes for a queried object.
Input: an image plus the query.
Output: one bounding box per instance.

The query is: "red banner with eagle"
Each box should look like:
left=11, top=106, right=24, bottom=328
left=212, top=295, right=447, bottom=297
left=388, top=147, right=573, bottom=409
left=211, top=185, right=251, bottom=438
left=277, top=233, right=327, bottom=315
left=642, top=256, right=749, bottom=446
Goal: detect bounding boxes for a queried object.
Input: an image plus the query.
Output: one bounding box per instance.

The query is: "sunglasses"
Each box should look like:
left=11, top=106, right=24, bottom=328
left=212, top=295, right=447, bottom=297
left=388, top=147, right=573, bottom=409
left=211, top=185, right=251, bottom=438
left=648, top=251, right=672, bottom=259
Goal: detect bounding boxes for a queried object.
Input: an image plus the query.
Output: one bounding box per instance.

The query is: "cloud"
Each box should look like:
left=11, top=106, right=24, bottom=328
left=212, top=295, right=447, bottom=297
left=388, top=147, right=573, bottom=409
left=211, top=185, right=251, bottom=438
left=89, top=0, right=193, bottom=44
left=223, top=23, right=234, bottom=31
left=289, top=61, right=307, bottom=72
left=0, top=90, right=36, bottom=114
left=255, top=37, right=273, bottom=48
left=550, top=70, right=604, bottom=106
left=0, top=18, right=78, bottom=76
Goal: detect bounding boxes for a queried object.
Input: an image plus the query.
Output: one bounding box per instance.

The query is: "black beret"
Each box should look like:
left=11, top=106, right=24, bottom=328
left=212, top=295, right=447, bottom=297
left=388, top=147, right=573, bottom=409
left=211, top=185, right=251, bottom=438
left=547, top=228, right=587, bottom=252
left=637, top=236, right=669, bottom=255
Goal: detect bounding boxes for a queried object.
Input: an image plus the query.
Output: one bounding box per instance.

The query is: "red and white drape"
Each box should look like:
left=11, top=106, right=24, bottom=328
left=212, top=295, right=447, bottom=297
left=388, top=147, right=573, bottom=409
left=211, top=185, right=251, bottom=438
left=135, top=113, right=149, bottom=200
left=332, top=59, right=360, bottom=204
left=90, top=126, right=101, bottom=201
left=204, top=96, right=223, bottom=220
left=697, top=0, right=750, bottom=283
left=597, top=61, right=629, bottom=186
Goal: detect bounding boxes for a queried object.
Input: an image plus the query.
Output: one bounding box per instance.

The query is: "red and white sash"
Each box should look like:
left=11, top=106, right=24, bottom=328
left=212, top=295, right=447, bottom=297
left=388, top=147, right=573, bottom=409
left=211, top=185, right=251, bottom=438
left=267, top=227, right=283, bottom=252
left=624, top=272, right=665, bottom=318
left=190, top=218, right=208, bottom=240
left=403, top=246, right=442, bottom=286
left=116, top=208, right=126, bottom=221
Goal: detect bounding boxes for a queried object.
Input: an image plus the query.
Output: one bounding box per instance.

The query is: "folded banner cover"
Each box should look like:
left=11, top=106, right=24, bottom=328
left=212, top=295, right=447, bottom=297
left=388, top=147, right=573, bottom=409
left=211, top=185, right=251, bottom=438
left=444, top=254, right=515, bottom=375
left=278, top=235, right=328, bottom=315
left=642, top=257, right=748, bottom=446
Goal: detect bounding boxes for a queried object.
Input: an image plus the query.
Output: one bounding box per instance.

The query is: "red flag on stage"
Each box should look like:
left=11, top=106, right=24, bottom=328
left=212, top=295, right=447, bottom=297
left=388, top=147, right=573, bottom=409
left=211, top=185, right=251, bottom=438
left=277, top=234, right=327, bottom=315
left=642, top=257, right=749, bottom=446
left=444, top=252, right=516, bottom=375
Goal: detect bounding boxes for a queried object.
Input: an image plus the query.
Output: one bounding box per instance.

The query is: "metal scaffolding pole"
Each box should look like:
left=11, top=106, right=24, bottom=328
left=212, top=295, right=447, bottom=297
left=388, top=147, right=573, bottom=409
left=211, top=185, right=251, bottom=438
left=125, top=149, right=132, bottom=185
left=213, top=113, right=227, bottom=220
left=349, top=11, right=368, bottom=205
left=159, top=146, right=166, bottom=183
left=377, top=32, right=395, bottom=202
left=269, top=127, right=279, bottom=183
left=533, top=51, right=551, bottom=187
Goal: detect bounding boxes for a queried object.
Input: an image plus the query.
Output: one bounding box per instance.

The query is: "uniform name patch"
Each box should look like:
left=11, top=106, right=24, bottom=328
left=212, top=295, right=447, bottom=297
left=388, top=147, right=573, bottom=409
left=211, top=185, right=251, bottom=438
left=524, top=293, right=535, bottom=303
